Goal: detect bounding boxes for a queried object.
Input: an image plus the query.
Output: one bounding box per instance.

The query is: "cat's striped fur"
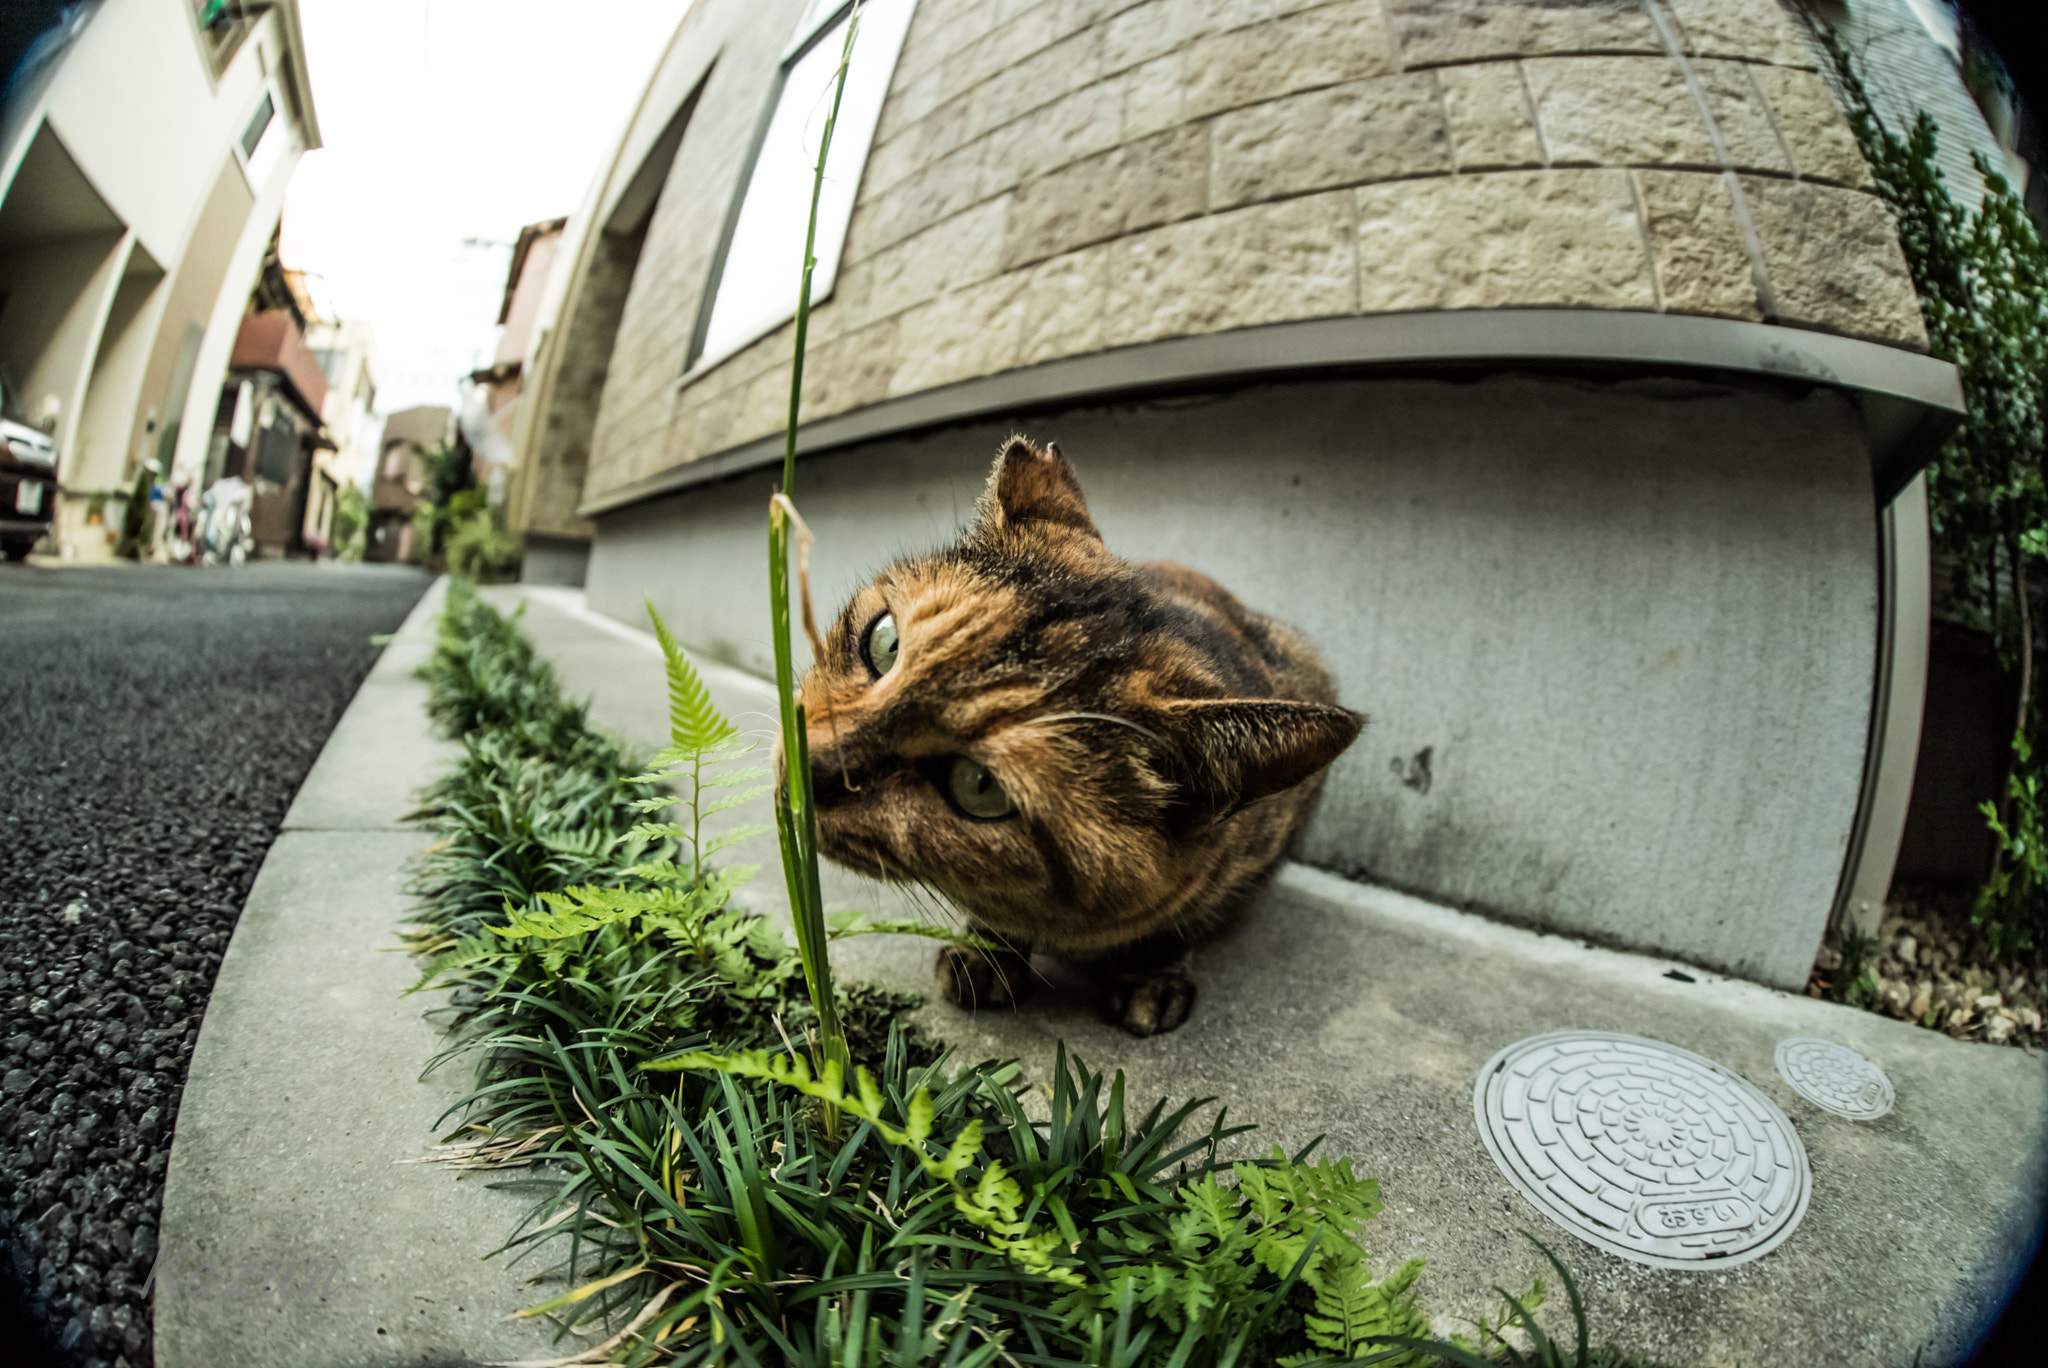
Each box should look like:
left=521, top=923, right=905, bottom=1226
left=796, top=437, right=1361, bottom=1035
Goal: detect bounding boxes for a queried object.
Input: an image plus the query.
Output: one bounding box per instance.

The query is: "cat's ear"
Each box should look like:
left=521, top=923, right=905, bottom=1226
left=1156, top=699, right=1363, bottom=824
left=975, top=435, right=1101, bottom=541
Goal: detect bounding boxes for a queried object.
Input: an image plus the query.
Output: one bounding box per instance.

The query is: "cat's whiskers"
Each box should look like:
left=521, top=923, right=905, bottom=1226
left=904, top=878, right=963, bottom=930
left=901, top=878, right=1050, bottom=994
left=821, top=690, right=860, bottom=794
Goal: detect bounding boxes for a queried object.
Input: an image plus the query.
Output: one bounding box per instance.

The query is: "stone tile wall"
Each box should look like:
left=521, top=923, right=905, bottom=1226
left=586, top=0, right=1926, bottom=503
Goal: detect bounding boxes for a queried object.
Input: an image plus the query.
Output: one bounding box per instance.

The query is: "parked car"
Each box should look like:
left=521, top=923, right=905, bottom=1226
left=1, top=375, right=59, bottom=561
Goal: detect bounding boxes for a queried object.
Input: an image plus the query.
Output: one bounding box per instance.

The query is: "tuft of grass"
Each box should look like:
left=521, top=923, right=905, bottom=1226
left=446, top=506, right=522, bottom=581
left=1810, top=921, right=1880, bottom=1009
left=1362, top=1232, right=1691, bottom=1368
left=405, top=591, right=930, bottom=1070
left=417, top=579, right=631, bottom=777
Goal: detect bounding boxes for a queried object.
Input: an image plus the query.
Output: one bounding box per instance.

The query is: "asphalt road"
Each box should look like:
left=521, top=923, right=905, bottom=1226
left=0, top=562, right=430, bottom=1368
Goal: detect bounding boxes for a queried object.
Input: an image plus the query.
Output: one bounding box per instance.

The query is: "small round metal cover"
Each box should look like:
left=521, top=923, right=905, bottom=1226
left=1474, top=1030, right=1811, bottom=1270
left=1774, top=1037, right=1894, bottom=1121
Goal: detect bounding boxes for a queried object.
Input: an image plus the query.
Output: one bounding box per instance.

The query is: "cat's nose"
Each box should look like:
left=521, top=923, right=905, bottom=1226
left=808, top=752, right=851, bottom=808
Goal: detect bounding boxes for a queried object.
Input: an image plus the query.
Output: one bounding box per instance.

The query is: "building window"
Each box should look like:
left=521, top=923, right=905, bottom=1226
left=234, top=84, right=289, bottom=189
left=689, top=0, right=919, bottom=371
left=255, top=417, right=296, bottom=486
left=240, top=91, right=274, bottom=158
left=189, top=0, right=256, bottom=79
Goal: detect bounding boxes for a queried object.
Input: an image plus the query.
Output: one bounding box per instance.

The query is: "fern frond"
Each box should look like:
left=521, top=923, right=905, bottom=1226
left=404, top=935, right=503, bottom=995
left=700, top=824, right=772, bottom=861
left=644, top=597, right=739, bottom=755
left=645, top=1047, right=1085, bottom=1286
left=700, top=763, right=768, bottom=788
left=1303, top=1254, right=1429, bottom=1364
left=742, top=916, right=787, bottom=960
left=696, top=864, right=756, bottom=911
left=635, top=738, right=750, bottom=776
left=535, top=826, right=612, bottom=859
left=607, top=865, right=686, bottom=892
left=491, top=884, right=651, bottom=940
left=823, top=914, right=1007, bottom=951
left=700, top=787, right=771, bottom=817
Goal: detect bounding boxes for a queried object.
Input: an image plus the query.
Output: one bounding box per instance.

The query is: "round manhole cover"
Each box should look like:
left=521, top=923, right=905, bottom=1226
left=1774, top=1037, right=1894, bottom=1121
left=1474, top=1030, right=1811, bottom=1269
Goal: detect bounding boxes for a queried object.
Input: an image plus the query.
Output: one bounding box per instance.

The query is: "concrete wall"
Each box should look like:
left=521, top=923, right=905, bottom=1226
left=126, top=155, right=254, bottom=474
left=72, top=246, right=168, bottom=493
left=578, top=0, right=803, bottom=501
left=0, top=230, right=126, bottom=441
left=166, top=132, right=304, bottom=484
left=563, top=0, right=1927, bottom=511
left=585, top=372, right=1878, bottom=988
left=9, top=0, right=248, bottom=266
left=510, top=232, right=641, bottom=542
left=520, top=533, right=591, bottom=588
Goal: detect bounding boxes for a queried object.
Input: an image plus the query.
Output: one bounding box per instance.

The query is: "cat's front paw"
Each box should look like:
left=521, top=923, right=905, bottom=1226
left=936, top=944, right=1035, bottom=1011
left=1109, top=968, right=1196, bottom=1037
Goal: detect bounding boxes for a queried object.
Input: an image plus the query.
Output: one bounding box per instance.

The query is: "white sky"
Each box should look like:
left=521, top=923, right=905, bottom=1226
left=280, top=0, right=692, bottom=414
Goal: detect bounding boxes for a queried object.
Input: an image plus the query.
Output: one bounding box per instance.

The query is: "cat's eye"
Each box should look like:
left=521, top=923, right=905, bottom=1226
left=862, top=611, right=900, bottom=678
left=947, top=756, right=1013, bottom=820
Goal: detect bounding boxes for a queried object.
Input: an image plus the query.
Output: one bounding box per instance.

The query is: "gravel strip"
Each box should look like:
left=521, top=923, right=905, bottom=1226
left=1806, top=881, right=2045, bottom=1049
left=0, top=563, right=429, bottom=1368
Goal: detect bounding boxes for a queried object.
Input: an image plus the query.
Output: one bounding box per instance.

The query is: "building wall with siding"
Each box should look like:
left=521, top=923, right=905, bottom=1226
left=1825, top=0, right=2011, bottom=213
left=575, top=0, right=1927, bottom=509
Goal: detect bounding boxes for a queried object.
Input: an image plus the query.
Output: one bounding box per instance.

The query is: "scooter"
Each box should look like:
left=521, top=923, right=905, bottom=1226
left=161, top=481, right=198, bottom=565
left=198, top=476, right=253, bottom=567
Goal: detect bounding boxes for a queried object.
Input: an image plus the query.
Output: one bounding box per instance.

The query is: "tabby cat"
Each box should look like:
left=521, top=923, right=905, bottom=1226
left=795, top=437, right=1362, bottom=1035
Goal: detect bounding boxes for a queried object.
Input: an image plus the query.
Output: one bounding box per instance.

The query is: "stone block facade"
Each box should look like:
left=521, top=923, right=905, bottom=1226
left=581, top=0, right=1926, bottom=505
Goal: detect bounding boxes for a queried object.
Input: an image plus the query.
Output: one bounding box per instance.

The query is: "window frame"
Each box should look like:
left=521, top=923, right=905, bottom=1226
left=239, top=89, right=275, bottom=161
left=683, top=0, right=915, bottom=376
left=232, top=80, right=289, bottom=190
left=185, top=0, right=258, bottom=83
left=785, top=0, right=857, bottom=62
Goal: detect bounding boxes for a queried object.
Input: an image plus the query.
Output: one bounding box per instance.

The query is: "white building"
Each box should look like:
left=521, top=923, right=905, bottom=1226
left=0, top=0, right=320, bottom=559
left=301, top=314, right=380, bottom=550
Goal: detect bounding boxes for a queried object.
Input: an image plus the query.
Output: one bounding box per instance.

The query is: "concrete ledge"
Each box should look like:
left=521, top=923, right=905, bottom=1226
left=281, top=577, right=456, bottom=834
left=517, top=535, right=590, bottom=589
left=580, top=310, right=1965, bottom=516
left=158, top=580, right=565, bottom=1368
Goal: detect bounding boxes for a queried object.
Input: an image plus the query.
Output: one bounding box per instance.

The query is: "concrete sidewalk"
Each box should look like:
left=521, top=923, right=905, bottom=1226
left=157, top=578, right=2048, bottom=1368
left=496, top=584, right=2047, bottom=1368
